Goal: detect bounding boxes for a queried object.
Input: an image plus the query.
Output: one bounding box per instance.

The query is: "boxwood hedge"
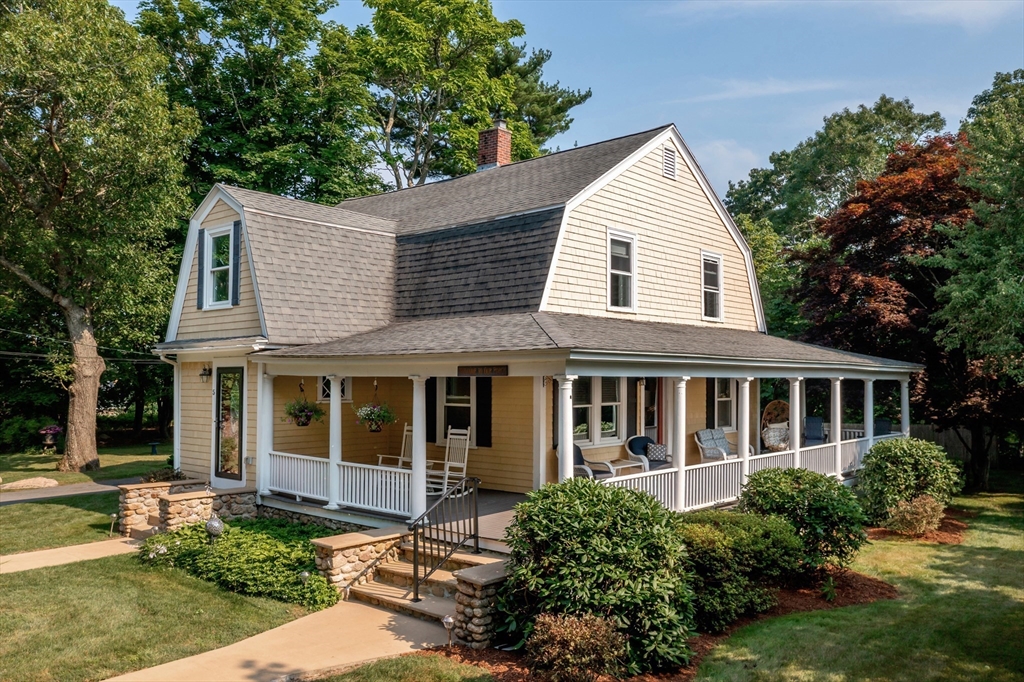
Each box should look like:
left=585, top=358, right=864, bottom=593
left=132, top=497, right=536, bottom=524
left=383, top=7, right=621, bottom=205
left=858, top=437, right=963, bottom=523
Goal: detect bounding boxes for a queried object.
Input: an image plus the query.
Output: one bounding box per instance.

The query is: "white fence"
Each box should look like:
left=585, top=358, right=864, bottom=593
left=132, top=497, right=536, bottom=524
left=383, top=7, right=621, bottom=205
left=337, top=461, right=411, bottom=517
left=268, top=451, right=330, bottom=501
left=601, top=434, right=903, bottom=512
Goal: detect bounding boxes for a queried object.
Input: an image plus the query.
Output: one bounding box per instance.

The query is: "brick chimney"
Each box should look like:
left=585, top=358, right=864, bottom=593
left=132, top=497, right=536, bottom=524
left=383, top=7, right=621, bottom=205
left=477, top=120, right=512, bottom=170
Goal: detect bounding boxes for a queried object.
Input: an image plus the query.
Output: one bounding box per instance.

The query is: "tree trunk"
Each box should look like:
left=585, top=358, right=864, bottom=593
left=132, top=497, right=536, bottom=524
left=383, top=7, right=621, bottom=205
left=133, top=364, right=147, bottom=437
left=59, top=305, right=104, bottom=472
left=966, top=423, right=991, bottom=492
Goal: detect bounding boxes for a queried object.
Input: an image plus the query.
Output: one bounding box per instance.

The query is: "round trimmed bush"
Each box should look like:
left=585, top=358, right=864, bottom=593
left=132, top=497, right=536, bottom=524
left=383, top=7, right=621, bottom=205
left=739, top=468, right=867, bottom=570
left=675, top=510, right=802, bottom=632
left=858, top=437, right=963, bottom=523
left=497, top=477, right=695, bottom=674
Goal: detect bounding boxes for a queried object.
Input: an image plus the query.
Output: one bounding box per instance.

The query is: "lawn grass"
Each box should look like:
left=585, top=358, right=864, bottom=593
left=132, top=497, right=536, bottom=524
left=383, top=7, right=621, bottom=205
left=0, top=443, right=170, bottom=486
left=696, top=470, right=1024, bottom=681
left=0, top=492, right=120, bottom=554
left=0, top=554, right=307, bottom=682
left=323, top=655, right=493, bottom=682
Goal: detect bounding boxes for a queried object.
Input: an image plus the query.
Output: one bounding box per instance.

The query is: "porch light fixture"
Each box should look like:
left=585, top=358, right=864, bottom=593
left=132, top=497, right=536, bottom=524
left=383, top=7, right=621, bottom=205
left=442, top=614, right=455, bottom=648
left=199, top=365, right=213, bottom=383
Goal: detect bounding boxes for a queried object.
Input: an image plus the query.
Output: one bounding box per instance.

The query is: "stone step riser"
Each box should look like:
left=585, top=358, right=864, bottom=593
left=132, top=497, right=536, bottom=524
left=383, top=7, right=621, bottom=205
left=399, top=548, right=482, bottom=573
left=348, top=588, right=450, bottom=624
left=374, top=569, right=458, bottom=600
left=129, top=525, right=159, bottom=541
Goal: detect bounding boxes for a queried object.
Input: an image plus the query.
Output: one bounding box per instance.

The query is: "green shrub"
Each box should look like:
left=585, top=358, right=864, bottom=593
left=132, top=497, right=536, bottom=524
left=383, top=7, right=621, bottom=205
left=674, top=510, right=802, bottom=632
left=526, top=613, right=626, bottom=682
left=497, top=478, right=695, bottom=675
left=0, top=416, right=50, bottom=453
left=739, top=468, right=867, bottom=570
left=858, top=438, right=963, bottom=523
left=886, top=495, right=945, bottom=536
left=139, top=521, right=338, bottom=610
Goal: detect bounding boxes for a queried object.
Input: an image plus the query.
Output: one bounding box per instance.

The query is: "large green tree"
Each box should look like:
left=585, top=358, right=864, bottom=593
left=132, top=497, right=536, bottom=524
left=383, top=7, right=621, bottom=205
left=933, top=70, right=1024, bottom=381
left=0, top=0, right=194, bottom=470
left=138, top=0, right=385, bottom=205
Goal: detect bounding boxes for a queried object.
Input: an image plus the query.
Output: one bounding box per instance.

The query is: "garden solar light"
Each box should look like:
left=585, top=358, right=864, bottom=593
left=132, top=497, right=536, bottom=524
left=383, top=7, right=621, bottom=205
left=442, top=614, right=455, bottom=648
left=108, top=513, right=117, bottom=537
left=299, top=571, right=310, bottom=585
left=205, top=516, right=224, bottom=541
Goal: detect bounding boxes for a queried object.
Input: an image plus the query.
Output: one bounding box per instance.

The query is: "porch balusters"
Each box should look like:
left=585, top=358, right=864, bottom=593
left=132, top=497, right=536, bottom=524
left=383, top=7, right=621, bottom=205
left=672, top=377, right=689, bottom=511
left=556, top=375, right=576, bottom=482
left=256, top=368, right=274, bottom=497
left=831, top=377, right=843, bottom=479
left=738, top=377, right=752, bottom=483
left=789, top=377, right=802, bottom=469
left=410, top=375, right=428, bottom=519
left=900, top=379, right=911, bottom=436
left=325, top=374, right=343, bottom=510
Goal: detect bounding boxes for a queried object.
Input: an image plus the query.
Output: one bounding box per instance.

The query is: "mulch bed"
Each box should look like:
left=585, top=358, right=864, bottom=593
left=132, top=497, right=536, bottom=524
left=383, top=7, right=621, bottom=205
left=866, top=507, right=971, bottom=545
left=416, top=568, right=899, bottom=682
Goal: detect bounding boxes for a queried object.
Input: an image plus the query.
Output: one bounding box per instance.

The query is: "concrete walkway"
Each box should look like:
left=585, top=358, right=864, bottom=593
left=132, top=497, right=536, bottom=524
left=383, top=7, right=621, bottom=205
left=106, top=600, right=448, bottom=682
left=0, top=477, right=140, bottom=506
left=0, top=537, right=139, bottom=574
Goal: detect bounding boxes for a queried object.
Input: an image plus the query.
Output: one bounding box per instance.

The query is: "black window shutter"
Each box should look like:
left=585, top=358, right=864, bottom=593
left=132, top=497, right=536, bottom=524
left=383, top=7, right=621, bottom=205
left=231, top=220, right=241, bottom=306
left=476, top=377, right=492, bottom=447
left=426, top=377, right=437, bottom=443
left=626, top=378, right=638, bottom=439
left=551, top=379, right=559, bottom=450
left=706, top=378, right=715, bottom=429
left=196, top=229, right=206, bottom=309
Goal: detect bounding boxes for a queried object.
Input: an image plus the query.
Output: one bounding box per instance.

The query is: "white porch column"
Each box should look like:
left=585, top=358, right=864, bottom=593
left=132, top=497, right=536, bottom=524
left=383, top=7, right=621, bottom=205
left=325, top=375, right=343, bottom=510
left=864, top=379, right=875, bottom=445
left=410, top=375, right=428, bottom=519
left=831, top=377, right=843, bottom=478
left=673, top=377, right=689, bottom=511
left=900, top=379, right=911, bottom=436
left=739, top=377, right=752, bottom=483
left=256, top=367, right=274, bottom=496
left=556, top=375, right=576, bottom=482
left=789, top=377, right=802, bottom=469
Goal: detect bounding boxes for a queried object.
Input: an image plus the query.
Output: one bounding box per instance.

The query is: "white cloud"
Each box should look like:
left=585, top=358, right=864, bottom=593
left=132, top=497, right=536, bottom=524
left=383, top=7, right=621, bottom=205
left=882, top=1, right=1022, bottom=32
left=688, top=139, right=763, bottom=195
left=679, top=78, right=847, bottom=103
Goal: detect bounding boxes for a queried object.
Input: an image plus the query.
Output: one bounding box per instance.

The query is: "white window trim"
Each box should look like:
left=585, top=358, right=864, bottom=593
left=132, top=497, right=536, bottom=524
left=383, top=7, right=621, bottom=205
left=700, top=250, right=725, bottom=322
left=714, top=378, right=738, bottom=433
left=574, top=376, right=628, bottom=449
left=204, top=224, right=234, bottom=310
left=317, top=375, right=352, bottom=403
left=607, top=228, right=638, bottom=313
left=436, top=377, right=477, bottom=448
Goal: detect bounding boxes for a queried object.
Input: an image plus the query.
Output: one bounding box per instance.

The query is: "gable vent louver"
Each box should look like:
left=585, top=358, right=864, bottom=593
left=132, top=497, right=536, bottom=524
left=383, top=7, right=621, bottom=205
left=662, top=146, right=677, bottom=180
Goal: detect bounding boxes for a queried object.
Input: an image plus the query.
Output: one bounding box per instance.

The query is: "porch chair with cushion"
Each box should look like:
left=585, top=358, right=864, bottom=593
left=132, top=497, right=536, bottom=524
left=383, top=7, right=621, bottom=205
left=578, top=443, right=646, bottom=477
left=426, top=426, right=471, bottom=495
left=803, top=417, right=826, bottom=446
left=573, top=444, right=613, bottom=480
left=694, top=428, right=753, bottom=462
left=624, top=435, right=673, bottom=471
left=377, top=423, right=414, bottom=468
left=873, top=419, right=892, bottom=436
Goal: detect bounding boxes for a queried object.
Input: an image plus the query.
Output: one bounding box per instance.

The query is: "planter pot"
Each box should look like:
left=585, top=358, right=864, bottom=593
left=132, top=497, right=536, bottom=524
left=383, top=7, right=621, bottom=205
left=293, top=416, right=312, bottom=427
left=42, top=434, right=56, bottom=446
left=367, top=423, right=383, bottom=433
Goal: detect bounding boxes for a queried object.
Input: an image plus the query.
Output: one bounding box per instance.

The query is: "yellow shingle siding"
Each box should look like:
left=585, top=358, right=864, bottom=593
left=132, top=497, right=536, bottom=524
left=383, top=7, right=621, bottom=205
left=544, top=143, right=760, bottom=330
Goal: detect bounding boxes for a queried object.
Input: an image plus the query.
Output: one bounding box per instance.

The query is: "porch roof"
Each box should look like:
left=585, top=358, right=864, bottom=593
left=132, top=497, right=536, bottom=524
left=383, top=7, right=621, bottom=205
left=255, top=312, right=921, bottom=373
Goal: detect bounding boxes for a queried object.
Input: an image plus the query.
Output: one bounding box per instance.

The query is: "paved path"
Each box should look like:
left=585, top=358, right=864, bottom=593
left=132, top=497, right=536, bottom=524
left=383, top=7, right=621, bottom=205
left=0, top=477, right=140, bottom=506
left=0, top=537, right=139, bottom=574
left=105, top=600, right=448, bottom=682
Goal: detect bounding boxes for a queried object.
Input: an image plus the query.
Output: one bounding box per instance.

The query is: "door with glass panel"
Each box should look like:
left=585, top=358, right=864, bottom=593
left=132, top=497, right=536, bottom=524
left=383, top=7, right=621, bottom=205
left=214, top=367, right=244, bottom=482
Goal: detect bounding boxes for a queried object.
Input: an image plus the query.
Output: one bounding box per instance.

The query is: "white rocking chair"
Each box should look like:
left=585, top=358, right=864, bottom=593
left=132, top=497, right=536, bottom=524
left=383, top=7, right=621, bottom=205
left=427, top=426, right=471, bottom=495
left=377, top=423, right=414, bottom=468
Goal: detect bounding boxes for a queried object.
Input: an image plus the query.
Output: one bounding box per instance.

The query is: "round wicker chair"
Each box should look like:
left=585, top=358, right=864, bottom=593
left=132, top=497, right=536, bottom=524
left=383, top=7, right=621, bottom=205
left=760, top=400, right=790, bottom=452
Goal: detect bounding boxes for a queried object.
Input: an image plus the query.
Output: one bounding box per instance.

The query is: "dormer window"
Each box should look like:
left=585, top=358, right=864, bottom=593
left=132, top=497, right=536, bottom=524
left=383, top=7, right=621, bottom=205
left=197, top=221, right=240, bottom=310
left=608, top=229, right=637, bottom=312
left=701, top=251, right=723, bottom=321
left=208, top=230, right=232, bottom=305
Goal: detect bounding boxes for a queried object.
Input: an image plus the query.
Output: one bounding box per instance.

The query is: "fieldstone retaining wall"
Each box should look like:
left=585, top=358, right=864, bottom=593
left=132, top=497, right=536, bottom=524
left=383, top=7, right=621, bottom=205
left=258, top=506, right=367, bottom=534
left=118, top=480, right=206, bottom=535
left=118, top=481, right=257, bottom=535
left=160, top=490, right=214, bottom=531
left=453, top=561, right=508, bottom=650
left=311, top=526, right=407, bottom=592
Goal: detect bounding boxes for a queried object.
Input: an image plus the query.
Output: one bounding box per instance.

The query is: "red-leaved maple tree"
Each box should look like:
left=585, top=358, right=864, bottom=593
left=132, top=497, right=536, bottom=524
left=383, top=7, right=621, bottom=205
left=794, top=134, right=1023, bottom=489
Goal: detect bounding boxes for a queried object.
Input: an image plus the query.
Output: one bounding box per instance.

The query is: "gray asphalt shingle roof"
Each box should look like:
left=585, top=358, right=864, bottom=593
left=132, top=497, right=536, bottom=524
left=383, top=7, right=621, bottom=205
left=220, top=185, right=397, bottom=234
left=259, top=312, right=920, bottom=370
left=339, top=126, right=671, bottom=233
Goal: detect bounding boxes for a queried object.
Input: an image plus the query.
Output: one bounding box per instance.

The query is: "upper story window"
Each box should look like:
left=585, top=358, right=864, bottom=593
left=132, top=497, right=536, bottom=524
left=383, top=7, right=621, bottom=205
left=573, top=376, right=625, bottom=447
left=317, top=376, right=351, bottom=403
left=701, top=251, right=723, bottom=321
left=608, top=229, right=637, bottom=312
left=714, top=378, right=736, bottom=431
left=206, top=227, right=232, bottom=307
left=662, top=146, right=677, bottom=180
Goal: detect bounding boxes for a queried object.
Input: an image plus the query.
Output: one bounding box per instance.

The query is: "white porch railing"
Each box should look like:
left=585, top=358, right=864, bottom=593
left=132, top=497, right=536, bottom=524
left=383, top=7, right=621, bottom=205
left=749, top=449, right=795, bottom=473
left=685, top=459, right=743, bottom=510
left=268, top=451, right=330, bottom=501
left=802, top=443, right=837, bottom=476
left=604, top=467, right=677, bottom=509
left=337, top=461, right=411, bottom=517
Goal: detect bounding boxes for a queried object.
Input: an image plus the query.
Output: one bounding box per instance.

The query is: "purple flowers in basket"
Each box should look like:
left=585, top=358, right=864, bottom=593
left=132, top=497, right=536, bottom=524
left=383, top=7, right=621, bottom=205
left=39, top=424, right=63, bottom=435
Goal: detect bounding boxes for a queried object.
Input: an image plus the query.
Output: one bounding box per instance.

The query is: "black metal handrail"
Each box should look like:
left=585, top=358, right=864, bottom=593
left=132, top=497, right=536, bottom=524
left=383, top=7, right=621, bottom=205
left=408, top=476, right=481, bottom=602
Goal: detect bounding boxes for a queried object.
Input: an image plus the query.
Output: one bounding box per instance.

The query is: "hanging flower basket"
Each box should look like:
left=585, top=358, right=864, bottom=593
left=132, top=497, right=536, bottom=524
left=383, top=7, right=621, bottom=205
left=354, top=402, right=397, bottom=433
left=283, top=397, right=325, bottom=427
left=39, top=424, right=62, bottom=446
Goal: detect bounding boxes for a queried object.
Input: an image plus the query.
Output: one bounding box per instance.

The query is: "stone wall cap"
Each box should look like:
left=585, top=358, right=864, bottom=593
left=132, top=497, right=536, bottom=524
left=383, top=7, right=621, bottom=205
left=118, top=479, right=206, bottom=492
left=453, top=560, right=507, bottom=587
left=310, top=525, right=408, bottom=551
left=212, top=486, right=257, bottom=495
left=161, top=489, right=215, bottom=502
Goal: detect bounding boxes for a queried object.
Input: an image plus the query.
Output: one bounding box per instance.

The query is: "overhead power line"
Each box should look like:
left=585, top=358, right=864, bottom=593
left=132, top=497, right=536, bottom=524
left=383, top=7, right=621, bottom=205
left=0, top=327, right=157, bottom=357
left=0, top=350, right=163, bottom=364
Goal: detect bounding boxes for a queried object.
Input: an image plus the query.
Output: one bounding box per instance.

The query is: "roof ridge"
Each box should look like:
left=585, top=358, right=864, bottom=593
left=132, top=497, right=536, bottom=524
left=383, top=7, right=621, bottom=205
left=218, top=184, right=399, bottom=225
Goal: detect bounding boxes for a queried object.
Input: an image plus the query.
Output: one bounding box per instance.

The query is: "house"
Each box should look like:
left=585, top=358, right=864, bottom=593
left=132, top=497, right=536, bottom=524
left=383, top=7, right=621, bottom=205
left=154, top=122, right=918, bottom=530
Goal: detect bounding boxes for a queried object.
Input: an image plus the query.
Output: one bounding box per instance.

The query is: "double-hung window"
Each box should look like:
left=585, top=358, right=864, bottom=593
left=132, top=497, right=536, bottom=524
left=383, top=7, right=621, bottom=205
left=608, top=230, right=637, bottom=311
left=714, top=378, right=736, bottom=431
left=206, top=227, right=233, bottom=308
left=317, top=376, right=351, bottom=403
left=572, top=376, right=625, bottom=446
left=701, top=251, right=723, bottom=321
left=435, top=377, right=476, bottom=445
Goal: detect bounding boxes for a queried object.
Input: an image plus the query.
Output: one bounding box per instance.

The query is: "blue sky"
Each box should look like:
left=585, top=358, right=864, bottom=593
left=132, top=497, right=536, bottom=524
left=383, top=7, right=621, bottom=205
left=117, top=0, right=1024, bottom=195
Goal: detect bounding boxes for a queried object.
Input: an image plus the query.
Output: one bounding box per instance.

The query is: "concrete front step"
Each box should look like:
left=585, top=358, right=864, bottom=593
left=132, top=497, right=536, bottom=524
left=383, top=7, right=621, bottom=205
left=129, top=524, right=159, bottom=540
left=348, top=580, right=455, bottom=623
left=376, top=560, right=458, bottom=598
left=399, top=542, right=503, bottom=572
